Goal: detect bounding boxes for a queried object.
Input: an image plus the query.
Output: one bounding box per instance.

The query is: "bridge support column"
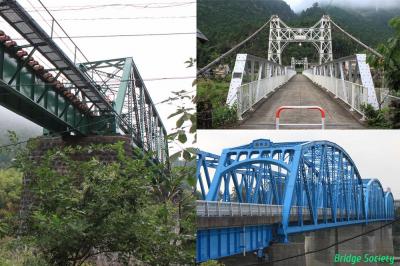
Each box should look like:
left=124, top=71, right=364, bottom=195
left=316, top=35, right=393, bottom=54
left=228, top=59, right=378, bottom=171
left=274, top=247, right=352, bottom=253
left=19, top=135, right=133, bottom=232
left=267, top=234, right=306, bottom=266
left=305, top=223, right=394, bottom=266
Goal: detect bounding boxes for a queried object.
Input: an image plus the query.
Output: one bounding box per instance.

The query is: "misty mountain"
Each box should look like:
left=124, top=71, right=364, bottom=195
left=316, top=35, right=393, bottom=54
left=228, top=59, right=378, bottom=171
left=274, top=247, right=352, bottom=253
left=197, top=0, right=400, bottom=67
left=307, top=0, right=399, bottom=12
left=0, top=106, right=42, bottom=166
left=197, top=0, right=297, bottom=66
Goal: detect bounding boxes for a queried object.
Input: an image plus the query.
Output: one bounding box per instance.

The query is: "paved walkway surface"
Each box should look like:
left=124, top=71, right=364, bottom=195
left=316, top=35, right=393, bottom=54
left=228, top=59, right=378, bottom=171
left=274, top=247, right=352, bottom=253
left=238, top=74, right=365, bottom=129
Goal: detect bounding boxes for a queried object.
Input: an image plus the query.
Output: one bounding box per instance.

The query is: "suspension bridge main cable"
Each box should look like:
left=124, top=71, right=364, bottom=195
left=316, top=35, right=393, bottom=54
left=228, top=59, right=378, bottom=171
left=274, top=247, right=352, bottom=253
left=330, top=18, right=383, bottom=58
left=197, top=17, right=273, bottom=77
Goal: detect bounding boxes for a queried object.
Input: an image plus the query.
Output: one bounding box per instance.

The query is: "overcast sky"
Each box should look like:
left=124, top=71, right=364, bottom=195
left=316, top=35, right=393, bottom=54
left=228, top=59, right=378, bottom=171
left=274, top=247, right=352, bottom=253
left=0, top=0, right=195, bottom=151
left=198, top=130, right=400, bottom=199
left=283, top=0, right=400, bottom=12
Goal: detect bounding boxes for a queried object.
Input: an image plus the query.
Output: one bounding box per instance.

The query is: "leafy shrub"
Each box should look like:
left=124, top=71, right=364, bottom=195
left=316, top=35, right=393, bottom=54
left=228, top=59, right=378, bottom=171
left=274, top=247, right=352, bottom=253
left=0, top=238, right=48, bottom=266
left=197, top=79, right=238, bottom=128
left=212, top=105, right=238, bottom=128
left=360, top=104, right=390, bottom=128
left=0, top=168, right=22, bottom=238
left=200, top=260, right=225, bottom=266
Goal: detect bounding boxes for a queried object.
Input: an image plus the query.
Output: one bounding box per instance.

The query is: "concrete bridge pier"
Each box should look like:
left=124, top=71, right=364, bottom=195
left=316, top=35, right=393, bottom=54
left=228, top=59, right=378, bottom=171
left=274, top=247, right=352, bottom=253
left=267, top=234, right=306, bottom=266
left=306, top=223, right=393, bottom=266
left=267, top=223, right=393, bottom=266
left=19, top=135, right=133, bottom=233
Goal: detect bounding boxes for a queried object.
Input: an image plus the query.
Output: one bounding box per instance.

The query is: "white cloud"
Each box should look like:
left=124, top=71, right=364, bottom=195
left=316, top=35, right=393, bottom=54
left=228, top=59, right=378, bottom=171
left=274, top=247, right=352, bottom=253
left=283, top=0, right=399, bottom=12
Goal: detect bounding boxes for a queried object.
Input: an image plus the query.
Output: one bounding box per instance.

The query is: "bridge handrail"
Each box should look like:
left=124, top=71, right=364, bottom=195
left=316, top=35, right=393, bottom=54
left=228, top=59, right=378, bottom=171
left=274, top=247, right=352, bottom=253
left=303, top=69, right=368, bottom=115
left=196, top=200, right=341, bottom=218
left=237, top=70, right=296, bottom=119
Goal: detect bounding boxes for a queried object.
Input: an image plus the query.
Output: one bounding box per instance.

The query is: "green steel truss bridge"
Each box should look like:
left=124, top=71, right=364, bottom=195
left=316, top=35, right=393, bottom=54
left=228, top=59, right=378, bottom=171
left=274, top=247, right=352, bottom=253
left=0, top=0, right=168, bottom=163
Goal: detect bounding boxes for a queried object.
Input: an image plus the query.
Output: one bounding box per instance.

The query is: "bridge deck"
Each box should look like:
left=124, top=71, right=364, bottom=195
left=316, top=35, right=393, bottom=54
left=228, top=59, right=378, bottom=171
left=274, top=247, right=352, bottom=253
left=238, top=74, right=365, bottom=129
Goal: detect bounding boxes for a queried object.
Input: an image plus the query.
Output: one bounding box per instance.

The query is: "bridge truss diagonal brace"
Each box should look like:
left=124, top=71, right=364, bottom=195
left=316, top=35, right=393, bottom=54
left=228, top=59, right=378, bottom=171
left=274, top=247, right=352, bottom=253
left=268, top=15, right=333, bottom=65
left=195, top=139, right=396, bottom=262
left=79, top=57, right=169, bottom=164
left=280, top=147, right=302, bottom=240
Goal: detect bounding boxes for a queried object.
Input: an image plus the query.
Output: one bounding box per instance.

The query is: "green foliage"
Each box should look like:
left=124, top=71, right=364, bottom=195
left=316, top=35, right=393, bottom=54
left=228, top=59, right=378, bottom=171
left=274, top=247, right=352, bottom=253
left=9, top=142, right=194, bottom=265
left=212, top=105, right=238, bottom=128
left=368, top=17, right=400, bottom=128
left=197, top=79, right=230, bottom=106
left=165, top=58, right=197, bottom=162
left=198, top=0, right=296, bottom=67
left=197, top=78, right=238, bottom=128
left=0, top=238, right=48, bottom=266
left=369, top=17, right=400, bottom=92
left=0, top=168, right=22, bottom=238
left=360, top=104, right=391, bottom=128
left=198, top=0, right=400, bottom=67
left=200, top=260, right=225, bottom=266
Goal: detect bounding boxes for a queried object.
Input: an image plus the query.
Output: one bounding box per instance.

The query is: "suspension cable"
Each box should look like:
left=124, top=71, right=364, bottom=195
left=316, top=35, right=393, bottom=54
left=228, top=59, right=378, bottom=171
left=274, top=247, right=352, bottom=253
left=197, top=17, right=273, bottom=77
left=330, top=18, right=383, bottom=58
left=197, top=16, right=383, bottom=77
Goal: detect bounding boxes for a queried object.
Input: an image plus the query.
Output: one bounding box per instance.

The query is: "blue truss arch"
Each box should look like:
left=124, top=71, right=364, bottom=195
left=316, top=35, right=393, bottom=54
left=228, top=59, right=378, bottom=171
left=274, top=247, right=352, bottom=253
left=385, top=191, right=395, bottom=219
left=364, top=179, right=385, bottom=221
left=197, top=139, right=394, bottom=243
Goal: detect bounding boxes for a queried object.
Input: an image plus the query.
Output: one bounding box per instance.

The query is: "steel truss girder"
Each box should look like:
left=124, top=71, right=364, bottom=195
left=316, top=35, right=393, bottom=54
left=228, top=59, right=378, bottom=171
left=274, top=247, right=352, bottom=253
left=197, top=139, right=394, bottom=240
left=0, top=0, right=113, bottom=112
left=79, top=57, right=169, bottom=163
left=0, top=40, right=168, bottom=163
left=268, top=15, right=333, bottom=65
left=0, top=44, right=93, bottom=134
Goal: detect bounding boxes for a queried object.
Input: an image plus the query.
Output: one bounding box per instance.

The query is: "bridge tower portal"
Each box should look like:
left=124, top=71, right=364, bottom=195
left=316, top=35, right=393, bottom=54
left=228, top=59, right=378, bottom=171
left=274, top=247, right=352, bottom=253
left=268, top=15, right=333, bottom=65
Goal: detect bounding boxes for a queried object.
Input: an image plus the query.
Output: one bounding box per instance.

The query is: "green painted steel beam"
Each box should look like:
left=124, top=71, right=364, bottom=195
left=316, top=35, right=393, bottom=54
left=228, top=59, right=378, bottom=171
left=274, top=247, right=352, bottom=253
left=79, top=58, right=126, bottom=70
left=0, top=45, right=96, bottom=135
left=114, top=57, right=133, bottom=115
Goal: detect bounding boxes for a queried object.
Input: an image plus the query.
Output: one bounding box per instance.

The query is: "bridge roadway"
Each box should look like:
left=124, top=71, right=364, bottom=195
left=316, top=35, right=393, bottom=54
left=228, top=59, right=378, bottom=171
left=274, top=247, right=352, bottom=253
left=197, top=201, right=357, bottom=231
left=238, top=74, right=365, bottom=129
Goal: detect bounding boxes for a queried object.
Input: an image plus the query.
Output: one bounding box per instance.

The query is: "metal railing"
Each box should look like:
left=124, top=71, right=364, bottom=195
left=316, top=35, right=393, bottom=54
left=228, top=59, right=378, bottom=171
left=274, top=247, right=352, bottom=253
left=275, top=106, right=326, bottom=129
left=196, top=201, right=359, bottom=220
left=303, top=70, right=368, bottom=115
left=237, top=70, right=296, bottom=119
left=376, top=88, right=400, bottom=109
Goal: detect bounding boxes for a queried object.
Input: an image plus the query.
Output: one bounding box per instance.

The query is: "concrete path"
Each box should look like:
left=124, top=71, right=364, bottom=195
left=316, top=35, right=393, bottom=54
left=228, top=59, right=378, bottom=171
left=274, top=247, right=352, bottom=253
left=238, top=74, right=365, bottom=129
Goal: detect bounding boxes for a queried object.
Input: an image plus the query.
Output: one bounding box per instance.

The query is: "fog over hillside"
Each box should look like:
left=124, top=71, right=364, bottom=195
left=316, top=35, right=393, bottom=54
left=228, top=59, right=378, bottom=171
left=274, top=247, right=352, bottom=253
left=286, top=0, right=400, bottom=12
left=0, top=106, right=42, bottom=142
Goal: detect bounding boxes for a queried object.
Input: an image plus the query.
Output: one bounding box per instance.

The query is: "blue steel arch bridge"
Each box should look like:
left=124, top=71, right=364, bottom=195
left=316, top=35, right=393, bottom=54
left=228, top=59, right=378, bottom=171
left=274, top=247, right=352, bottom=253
left=0, top=0, right=168, bottom=163
left=195, top=139, right=395, bottom=262
left=198, top=15, right=399, bottom=129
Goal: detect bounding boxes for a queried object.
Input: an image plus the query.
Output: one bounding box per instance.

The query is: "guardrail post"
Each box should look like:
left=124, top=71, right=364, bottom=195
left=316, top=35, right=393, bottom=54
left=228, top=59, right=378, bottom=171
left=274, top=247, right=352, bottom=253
left=350, top=83, right=355, bottom=111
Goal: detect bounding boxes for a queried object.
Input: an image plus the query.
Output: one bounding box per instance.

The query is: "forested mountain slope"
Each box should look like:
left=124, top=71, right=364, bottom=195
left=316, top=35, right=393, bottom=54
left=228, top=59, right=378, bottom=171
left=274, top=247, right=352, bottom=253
left=198, top=0, right=400, bottom=66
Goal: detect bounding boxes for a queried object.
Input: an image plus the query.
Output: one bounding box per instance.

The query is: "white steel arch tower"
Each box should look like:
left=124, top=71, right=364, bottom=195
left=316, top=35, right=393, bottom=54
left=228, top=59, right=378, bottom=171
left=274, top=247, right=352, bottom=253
left=268, top=15, right=333, bottom=65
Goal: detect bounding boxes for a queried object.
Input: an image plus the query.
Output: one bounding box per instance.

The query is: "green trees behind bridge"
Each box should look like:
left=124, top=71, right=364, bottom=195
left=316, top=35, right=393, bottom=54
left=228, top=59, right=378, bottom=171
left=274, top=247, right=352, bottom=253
left=0, top=141, right=195, bottom=266
left=197, top=0, right=400, bottom=67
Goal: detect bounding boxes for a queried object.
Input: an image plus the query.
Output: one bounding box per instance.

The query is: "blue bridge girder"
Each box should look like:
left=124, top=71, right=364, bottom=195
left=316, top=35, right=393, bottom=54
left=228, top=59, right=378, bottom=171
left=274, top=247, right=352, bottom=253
left=196, top=139, right=395, bottom=262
